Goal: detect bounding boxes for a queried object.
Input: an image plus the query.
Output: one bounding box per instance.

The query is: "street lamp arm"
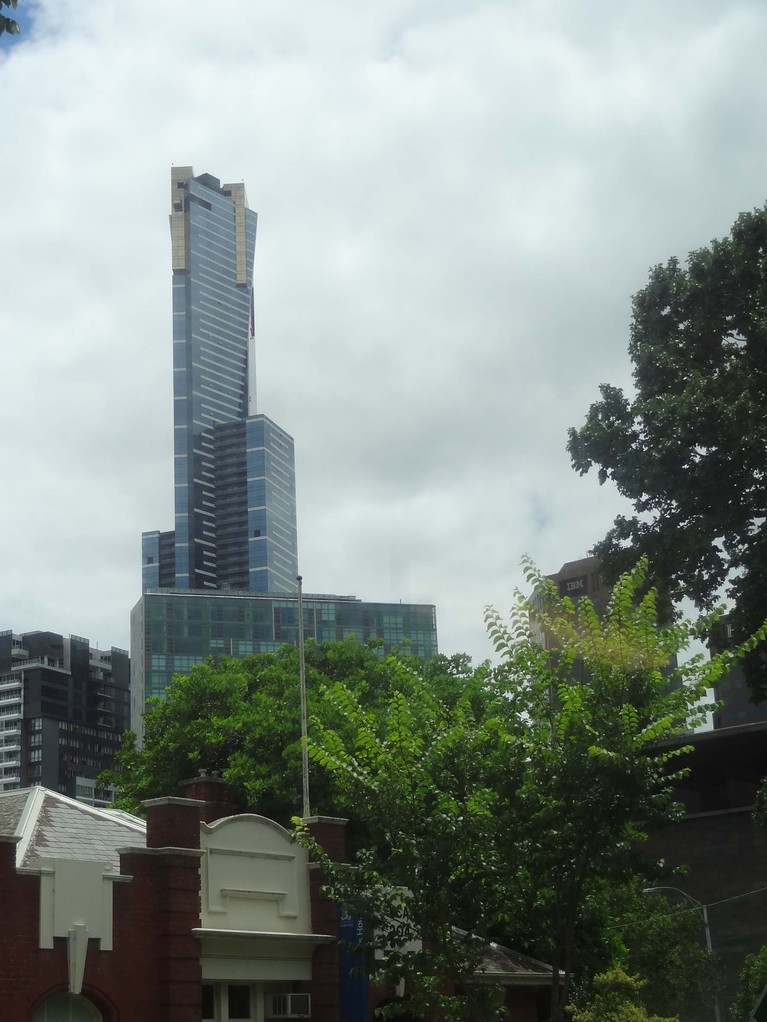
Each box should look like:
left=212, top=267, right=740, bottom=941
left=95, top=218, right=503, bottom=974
left=642, top=885, right=704, bottom=909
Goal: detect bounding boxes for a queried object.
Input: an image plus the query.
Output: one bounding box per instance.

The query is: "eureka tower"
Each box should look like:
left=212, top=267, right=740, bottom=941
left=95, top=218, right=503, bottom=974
left=142, top=167, right=298, bottom=594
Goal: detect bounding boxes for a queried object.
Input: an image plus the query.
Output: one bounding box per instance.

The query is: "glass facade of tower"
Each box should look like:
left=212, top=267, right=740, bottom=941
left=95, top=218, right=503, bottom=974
left=134, top=167, right=439, bottom=735
left=130, top=590, right=438, bottom=730
left=142, top=167, right=298, bottom=594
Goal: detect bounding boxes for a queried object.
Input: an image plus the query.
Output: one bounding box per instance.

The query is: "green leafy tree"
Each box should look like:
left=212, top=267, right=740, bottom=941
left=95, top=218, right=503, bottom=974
left=567, top=204, right=767, bottom=698
left=570, top=968, right=678, bottom=1022
left=101, top=639, right=482, bottom=824
left=297, top=658, right=519, bottom=1022
left=587, top=882, right=717, bottom=1021
left=1, top=0, right=21, bottom=35
left=564, top=877, right=716, bottom=1022
left=730, top=945, right=767, bottom=1022
left=300, top=560, right=757, bottom=1022
left=484, top=558, right=754, bottom=1021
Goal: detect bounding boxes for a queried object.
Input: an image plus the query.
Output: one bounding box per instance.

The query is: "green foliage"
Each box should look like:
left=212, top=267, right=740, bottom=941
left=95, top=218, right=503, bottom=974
left=570, top=968, right=678, bottom=1022
left=299, top=560, right=741, bottom=1022
left=730, top=945, right=767, bottom=1022
left=754, top=777, right=767, bottom=829
left=296, top=659, right=514, bottom=1022
left=567, top=204, right=767, bottom=698
left=485, top=558, right=723, bottom=1020
left=104, top=573, right=756, bottom=1021
left=583, top=882, right=717, bottom=1022
left=99, top=640, right=481, bottom=824
left=1, top=0, right=21, bottom=35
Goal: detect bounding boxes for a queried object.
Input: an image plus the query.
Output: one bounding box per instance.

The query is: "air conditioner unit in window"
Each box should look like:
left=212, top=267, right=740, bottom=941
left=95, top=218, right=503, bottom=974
left=266, top=993, right=311, bottom=1019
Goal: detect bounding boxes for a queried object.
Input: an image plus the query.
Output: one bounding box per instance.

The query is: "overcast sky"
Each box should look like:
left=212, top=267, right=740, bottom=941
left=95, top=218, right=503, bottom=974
left=1, top=0, right=766, bottom=665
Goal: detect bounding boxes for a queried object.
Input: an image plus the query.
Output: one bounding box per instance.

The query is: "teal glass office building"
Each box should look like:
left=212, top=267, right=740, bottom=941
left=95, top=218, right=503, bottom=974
left=141, top=168, right=298, bottom=594
left=131, top=590, right=438, bottom=731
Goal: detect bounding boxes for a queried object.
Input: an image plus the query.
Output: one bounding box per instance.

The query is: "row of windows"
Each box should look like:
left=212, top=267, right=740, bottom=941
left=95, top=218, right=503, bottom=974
left=58, top=721, right=116, bottom=738
left=147, top=600, right=433, bottom=627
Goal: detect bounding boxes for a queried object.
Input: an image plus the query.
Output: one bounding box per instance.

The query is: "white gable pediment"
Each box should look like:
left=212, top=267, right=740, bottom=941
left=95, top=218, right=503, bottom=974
left=200, top=815, right=311, bottom=933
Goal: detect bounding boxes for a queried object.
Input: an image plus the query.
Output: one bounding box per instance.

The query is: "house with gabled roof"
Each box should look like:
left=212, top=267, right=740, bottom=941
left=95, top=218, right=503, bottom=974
left=0, top=777, right=553, bottom=1021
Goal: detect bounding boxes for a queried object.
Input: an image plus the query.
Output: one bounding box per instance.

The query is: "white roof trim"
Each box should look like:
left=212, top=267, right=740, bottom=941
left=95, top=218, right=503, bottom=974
left=15, top=786, right=46, bottom=867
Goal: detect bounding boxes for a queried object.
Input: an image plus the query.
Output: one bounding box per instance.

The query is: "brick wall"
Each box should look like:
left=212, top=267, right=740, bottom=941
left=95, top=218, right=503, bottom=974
left=0, top=798, right=206, bottom=1021
left=179, top=775, right=237, bottom=823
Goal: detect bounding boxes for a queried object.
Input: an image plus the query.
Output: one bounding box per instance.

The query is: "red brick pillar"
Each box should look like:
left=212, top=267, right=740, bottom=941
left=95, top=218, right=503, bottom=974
left=0, top=836, right=51, bottom=1020
left=305, top=817, right=348, bottom=1022
left=117, top=797, right=205, bottom=1022
left=144, top=796, right=204, bottom=849
left=179, top=774, right=237, bottom=824
left=306, top=815, right=348, bottom=864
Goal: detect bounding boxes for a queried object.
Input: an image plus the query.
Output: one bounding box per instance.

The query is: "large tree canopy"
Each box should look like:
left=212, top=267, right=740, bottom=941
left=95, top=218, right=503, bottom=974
left=107, top=577, right=759, bottom=1020
left=101, top=638, right=486, bottom=824
left=568, top=204, right=767, bottom=698
left=299, top=562, right=750, bottom=1022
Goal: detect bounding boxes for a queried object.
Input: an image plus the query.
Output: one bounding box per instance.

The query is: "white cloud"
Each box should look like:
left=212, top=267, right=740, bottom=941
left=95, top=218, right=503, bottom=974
left=2, top=0, right=767, bottom=663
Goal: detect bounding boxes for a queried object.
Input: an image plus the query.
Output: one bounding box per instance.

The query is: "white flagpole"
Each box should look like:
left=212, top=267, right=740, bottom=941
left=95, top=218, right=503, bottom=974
left=297, top=575, right=310, bottom=819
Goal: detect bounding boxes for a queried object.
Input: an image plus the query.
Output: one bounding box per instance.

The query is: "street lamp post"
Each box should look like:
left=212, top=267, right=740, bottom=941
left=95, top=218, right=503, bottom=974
left=643, top=886, right=721, bottom=1022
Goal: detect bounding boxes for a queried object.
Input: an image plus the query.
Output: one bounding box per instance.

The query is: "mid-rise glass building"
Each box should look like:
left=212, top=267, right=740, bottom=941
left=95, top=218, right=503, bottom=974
left=130, top=590, right=438, bottom=732
left=142, top=168, right=298, bottom=594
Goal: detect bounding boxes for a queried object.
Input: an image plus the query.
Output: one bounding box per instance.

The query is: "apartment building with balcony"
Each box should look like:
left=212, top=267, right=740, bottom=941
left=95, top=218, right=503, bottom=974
left=0, top=630, right=130, bottom=802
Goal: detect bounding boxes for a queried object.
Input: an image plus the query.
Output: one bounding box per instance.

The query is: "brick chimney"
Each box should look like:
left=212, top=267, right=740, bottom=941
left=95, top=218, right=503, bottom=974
left=143, top=797, right=204, bottom=849
left=179, top=771, right=237, bottom=824
left=304, top=815, right=348, bottom=863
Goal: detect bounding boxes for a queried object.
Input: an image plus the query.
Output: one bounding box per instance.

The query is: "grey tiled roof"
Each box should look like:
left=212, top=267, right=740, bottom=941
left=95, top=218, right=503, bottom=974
left=450, top=927, right=554, bottom=984
left=0, top=790, right=29, bottom=836
left=0, top=788, right=146, bottom=874
left=478, top=942, right=553, bottom=979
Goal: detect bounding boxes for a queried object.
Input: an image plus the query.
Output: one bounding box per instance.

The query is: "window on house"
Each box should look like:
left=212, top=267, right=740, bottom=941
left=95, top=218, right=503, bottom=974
left=202, top=984, right=215, bottom=1021
left=227, top=986, right=250, bottom=1020
left=202, top=982, right=277, bottom=1021
left=32, top=992, right=102, bottom=1021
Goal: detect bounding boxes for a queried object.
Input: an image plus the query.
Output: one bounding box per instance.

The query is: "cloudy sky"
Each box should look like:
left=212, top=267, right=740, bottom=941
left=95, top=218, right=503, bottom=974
left=1, top=0, right=766, bottom=665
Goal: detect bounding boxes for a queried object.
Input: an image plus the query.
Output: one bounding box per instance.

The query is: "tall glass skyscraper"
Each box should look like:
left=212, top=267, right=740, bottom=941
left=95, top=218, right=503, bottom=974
left=142, top=168, right=298, bottom=594
left=133, top=167, right=438, bottom=729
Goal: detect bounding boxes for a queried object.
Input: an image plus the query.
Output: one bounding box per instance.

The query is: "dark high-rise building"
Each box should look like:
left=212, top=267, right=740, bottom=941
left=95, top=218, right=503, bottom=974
left=0, top=629, right=130, bottom=802
left=142, top=167, right=298, bottom=595
left=546, top=555, right=610, bottom=616
left=530, top=555, right=610, bottom=649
